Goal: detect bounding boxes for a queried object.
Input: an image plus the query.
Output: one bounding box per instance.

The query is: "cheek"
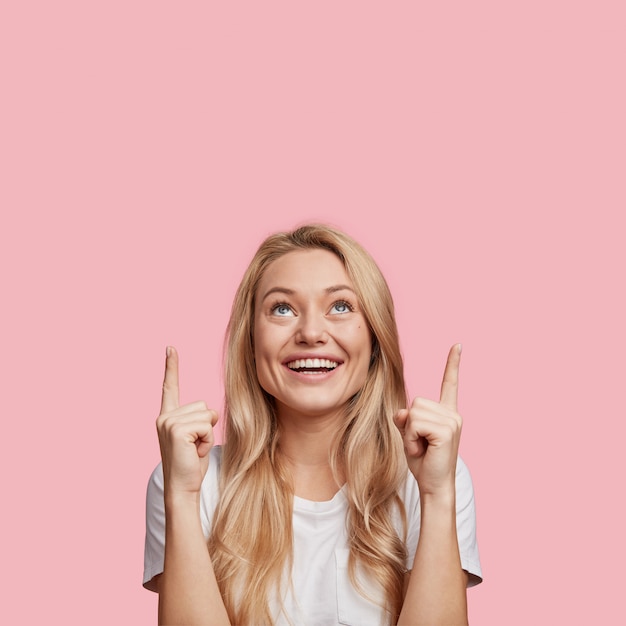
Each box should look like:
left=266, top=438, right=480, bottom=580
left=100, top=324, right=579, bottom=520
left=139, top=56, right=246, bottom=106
left=253, top=348, right=274, bottom=396
left=253, top=335, right=269, bottom=373
left=252, top=322, right=280, bottom=389
left=352, top=324, right=373, bottom=354
left=253, top=316, right=268, bottom=358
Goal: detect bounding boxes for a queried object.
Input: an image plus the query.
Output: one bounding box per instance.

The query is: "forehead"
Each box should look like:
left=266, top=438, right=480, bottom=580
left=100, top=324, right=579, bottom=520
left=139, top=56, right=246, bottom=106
left=256, top=249, right=352, bottom=297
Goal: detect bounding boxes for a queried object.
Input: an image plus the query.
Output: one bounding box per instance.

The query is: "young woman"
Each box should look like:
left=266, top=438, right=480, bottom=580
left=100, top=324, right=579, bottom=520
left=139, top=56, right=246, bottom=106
left=143, top=225, right=482, bottom=625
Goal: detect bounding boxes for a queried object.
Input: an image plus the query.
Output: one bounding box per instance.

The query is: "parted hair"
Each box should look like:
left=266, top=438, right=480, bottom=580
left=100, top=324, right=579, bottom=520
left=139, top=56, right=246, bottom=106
left=208, top=224, right=410, bottom=624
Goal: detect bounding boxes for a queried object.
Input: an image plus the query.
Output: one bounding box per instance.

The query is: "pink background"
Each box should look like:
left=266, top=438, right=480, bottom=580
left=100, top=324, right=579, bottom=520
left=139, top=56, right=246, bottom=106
left=2, top=2, right=624, bottom=624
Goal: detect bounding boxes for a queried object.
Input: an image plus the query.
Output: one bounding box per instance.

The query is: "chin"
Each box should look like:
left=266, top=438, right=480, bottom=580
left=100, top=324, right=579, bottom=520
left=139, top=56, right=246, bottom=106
left=276, top=393, right=352, bottom=420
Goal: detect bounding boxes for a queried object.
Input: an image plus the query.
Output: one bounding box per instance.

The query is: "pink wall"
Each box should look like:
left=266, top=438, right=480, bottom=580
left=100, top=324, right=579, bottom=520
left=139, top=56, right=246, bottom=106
left=2, top=2, right=624, bottom=624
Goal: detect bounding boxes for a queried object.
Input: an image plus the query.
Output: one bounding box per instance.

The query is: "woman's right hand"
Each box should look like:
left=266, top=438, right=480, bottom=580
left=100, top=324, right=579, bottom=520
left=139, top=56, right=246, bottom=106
left=156, top=346, right=218, bottom=498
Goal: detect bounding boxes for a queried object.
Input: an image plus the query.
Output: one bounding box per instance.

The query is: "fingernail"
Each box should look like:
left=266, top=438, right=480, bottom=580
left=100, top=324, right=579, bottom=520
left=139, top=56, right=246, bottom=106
left=458, top=343, right=463, bottom=354
left=166, top=346, right=171, bottom=357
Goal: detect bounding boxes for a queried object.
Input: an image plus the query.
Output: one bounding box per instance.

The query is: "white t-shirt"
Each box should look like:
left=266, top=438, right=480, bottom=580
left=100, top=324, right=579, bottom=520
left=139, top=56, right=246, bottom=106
left=144, top=446, right=482, bottom=625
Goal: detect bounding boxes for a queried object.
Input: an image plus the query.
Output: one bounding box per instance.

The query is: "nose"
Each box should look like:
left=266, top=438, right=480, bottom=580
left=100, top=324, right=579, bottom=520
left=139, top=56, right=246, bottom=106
left=295, top=312, right=329, bottom=345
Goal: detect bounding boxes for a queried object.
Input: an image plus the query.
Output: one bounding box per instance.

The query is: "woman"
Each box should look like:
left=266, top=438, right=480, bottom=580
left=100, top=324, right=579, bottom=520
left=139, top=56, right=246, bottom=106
left=144, top=224, right=482, bottom=625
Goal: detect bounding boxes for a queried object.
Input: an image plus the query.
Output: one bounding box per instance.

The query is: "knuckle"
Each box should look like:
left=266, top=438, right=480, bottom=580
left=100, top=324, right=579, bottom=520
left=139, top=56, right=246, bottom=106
left=412, top=396, right=427, bottom=409
left=169, top=422, right=185, bottom=436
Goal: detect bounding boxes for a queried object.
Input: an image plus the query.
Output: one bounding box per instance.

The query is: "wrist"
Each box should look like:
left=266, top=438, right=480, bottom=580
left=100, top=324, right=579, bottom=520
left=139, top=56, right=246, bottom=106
left=420, top=489, right=456, bottom=513
left=164, top=489, right=202, bottom=511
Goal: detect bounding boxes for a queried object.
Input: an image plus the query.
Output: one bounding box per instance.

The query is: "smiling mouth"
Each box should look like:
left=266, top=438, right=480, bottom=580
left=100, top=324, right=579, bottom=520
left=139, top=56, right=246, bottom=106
left=286, top=358, right=339, bottom=373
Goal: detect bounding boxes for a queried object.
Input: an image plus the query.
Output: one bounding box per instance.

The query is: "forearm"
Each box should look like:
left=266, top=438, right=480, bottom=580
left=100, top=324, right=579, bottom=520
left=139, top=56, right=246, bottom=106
left=159, top=494, right=230, bottom=626
left=398, top=492, right=467, bottom=626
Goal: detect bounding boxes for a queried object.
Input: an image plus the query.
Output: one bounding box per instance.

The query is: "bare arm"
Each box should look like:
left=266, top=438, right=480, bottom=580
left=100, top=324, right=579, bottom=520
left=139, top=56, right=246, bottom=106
left=156, top=347, right=230, bottom=625
left=394, top=345, right=468, bottom=625
left=158, top=493, right=229, bottom=625
left=399, top=493, right=468, bottom=625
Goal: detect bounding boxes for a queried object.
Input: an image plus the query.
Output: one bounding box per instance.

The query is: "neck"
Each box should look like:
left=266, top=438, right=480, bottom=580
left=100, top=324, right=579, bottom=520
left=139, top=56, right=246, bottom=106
left=276, top=407, right=345, bottom=500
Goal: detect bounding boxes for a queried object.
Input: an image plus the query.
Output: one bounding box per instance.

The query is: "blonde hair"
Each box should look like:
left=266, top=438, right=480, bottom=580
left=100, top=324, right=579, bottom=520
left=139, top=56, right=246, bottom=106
left=208, top=224, right=409, bottom=624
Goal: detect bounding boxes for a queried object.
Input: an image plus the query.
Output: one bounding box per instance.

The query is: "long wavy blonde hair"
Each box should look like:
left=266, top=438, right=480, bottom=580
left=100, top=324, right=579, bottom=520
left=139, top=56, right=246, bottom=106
left=208, top=224, right=409, bottom=624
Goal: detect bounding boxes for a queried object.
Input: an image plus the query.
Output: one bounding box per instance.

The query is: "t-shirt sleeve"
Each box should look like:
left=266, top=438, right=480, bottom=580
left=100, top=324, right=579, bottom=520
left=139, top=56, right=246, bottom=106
left=454, top=456, right=483, bottom=586
left=404, top=456, right=482, bottom=586
left=142, top=447, right=222, bottom=592
left=143, top=462, right=166, bottom=591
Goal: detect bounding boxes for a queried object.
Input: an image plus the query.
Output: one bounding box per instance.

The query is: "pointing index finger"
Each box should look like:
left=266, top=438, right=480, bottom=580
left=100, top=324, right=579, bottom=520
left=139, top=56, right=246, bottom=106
left=161, top=346, right=180, bottom=413
left=439, top=343, right=461, bottom=410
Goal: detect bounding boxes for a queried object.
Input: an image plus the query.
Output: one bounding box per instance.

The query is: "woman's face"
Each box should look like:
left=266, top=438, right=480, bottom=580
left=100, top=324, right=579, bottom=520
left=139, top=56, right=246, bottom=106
left=253, top=248, right=372, bottom=422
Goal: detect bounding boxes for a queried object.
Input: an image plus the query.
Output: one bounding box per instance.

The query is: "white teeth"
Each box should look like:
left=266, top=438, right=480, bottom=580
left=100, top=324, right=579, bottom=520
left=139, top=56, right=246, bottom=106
left=286, top=358, right=339, bottom=370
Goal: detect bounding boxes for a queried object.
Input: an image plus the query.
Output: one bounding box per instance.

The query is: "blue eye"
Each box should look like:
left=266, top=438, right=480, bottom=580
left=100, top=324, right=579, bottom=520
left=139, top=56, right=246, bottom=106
left=330, top=300, right=353, bottom=314
left=272, top=303, right=294, bottom=317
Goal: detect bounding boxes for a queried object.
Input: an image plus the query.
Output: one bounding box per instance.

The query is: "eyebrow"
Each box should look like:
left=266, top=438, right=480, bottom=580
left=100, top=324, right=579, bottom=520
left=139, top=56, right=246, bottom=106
left=261, top=284, right=355, bottom=301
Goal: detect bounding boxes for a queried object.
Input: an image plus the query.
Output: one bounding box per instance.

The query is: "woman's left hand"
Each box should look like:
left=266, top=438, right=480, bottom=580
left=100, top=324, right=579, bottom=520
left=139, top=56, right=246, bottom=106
left=393, top=344, right=463, bottom=497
